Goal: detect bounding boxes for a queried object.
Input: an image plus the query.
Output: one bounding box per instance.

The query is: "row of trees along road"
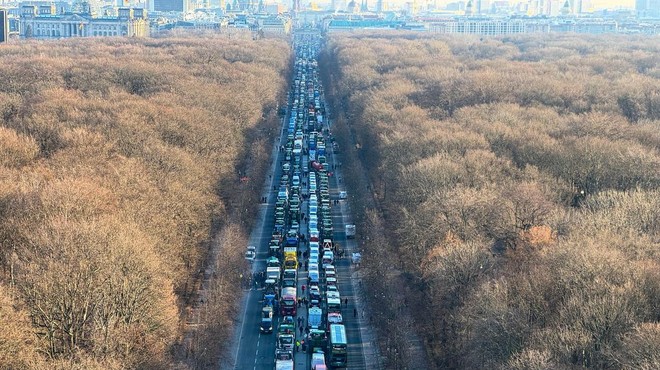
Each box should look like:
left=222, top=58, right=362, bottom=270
left=323, top=32, right=660, bottom=369
left=0, top=32, right=289, bottom=369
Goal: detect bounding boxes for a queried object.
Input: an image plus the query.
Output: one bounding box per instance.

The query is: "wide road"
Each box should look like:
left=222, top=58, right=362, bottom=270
left=230, top=31, right=370, bottom=370
left=230, top=117, right=285, bottom=370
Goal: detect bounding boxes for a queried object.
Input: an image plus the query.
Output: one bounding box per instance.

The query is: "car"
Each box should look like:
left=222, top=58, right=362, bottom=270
left=245, top=246, right=256, bottom=262
left=312, top=351, right=326, bottom=369
left=327, top=291, right=340, bottom=301
left=326, top=285, right=338, bottom=295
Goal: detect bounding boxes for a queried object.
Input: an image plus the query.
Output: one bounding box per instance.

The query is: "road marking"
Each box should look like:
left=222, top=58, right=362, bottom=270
left=233, top=289, right=251, bottom=367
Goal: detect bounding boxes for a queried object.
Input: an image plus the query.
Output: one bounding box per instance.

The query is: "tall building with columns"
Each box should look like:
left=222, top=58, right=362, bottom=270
left=20, top=5, right=149, bottom=38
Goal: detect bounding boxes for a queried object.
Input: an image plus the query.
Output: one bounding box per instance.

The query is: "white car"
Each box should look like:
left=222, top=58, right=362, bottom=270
left=312, top=352, right=326, bottom=369
left=245, top=246, right=256, bottom=262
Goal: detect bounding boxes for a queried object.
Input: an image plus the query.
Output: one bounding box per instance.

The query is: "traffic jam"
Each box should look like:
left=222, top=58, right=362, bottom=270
left=253, top=32, right=350, bottom=370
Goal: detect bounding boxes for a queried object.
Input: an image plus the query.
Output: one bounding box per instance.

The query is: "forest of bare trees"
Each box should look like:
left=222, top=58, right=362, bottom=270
left=0, top=32, right=289, bottom=368
left=322, top=32, right=660, bottom=369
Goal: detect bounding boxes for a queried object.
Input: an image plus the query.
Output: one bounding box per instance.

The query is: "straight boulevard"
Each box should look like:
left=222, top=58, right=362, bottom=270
left=228, top=31, right=374, bottom=370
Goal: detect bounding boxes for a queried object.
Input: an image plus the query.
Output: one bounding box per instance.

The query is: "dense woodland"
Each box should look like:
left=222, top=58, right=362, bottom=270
left=322, top=33, right=660, bottom=369
left=0, top=33, right=289, bottom=368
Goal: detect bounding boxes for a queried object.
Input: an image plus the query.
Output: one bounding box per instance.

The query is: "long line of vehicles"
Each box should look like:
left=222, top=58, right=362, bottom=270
left=251, top=31, right=349, bottom=370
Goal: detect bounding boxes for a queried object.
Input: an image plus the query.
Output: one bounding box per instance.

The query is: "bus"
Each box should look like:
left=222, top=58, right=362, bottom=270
left=328, top=324, right=347, bottom=367
left=280, top=287, right=297, bottom=316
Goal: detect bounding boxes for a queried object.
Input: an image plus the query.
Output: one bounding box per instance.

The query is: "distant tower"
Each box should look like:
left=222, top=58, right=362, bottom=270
left=360, top=0, right=368, bottom=12
left=561, top=0, right=570, bottom=15
left=376, top=0, right=382, bottom=12
left=465, top=0, right=473, bottom=15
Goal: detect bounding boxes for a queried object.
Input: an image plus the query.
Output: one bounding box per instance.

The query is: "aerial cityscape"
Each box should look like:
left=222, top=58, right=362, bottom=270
left=0, top=0, right=659, bottom=368
left=0, top=0, right=659, bottom=41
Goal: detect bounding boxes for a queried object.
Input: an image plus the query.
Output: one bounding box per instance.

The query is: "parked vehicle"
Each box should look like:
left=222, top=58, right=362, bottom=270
left=308, top=306, right=323, bottom=329
left=245, top=245, right=256, bottom=262
left=275, top=349, right=294, bottom=370
left=280, top=287, right=297, bottom=316
left=328, top=324, right=348, bottom=367
left=345, top=224, right=356, bottom=239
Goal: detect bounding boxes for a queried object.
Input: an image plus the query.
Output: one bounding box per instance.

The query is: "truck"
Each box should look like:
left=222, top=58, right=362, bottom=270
left=266, top=266, right=281, bottom=283
left=308, top=306, right=323, bottom=329
left=282, top=269, right=297, bottom=288
left=293, top=139, right=303, bottom=155
left=345, top=224, right=355, bottom=239
left=283, top=247, right=298, bottom=269
left=275, top=350, right=294, bottom=370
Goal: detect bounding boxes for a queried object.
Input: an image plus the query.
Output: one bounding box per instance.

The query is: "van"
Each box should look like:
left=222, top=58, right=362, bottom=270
left=322, top=252, right=334, bottom=267
left=308, top=269, right=320, bottom=285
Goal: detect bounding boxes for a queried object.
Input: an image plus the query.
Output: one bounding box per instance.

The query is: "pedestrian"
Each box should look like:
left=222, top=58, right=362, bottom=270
left=302, top=285, right=306, bottom=294
left=305, top=261, right=308, bottom=271
left=354, top=308, right=357, bottom=318
left=298, top=317, right=302, bottom=326
left=344, top=298, right=348, bottom=307
left=302, top=341, right=307, bottom=352
left=295, top=341, right=300, bottom=352
left=300, top=326, right=304, bottom=335
left=298, top=298, right=302, bottom=307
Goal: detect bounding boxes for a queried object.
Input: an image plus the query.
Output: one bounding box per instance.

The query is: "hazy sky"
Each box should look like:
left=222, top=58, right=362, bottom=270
left=590, top=0, right=635, bottom=8
left=429, top=0, right=636, bottom=10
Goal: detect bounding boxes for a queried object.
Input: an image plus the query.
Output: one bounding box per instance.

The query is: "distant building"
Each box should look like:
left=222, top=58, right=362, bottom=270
left=264, top=3, right=286, bottom=14
left=429, top=18, right=531, bottom=34
left=636, top=0, right=660, bottom=18
left=153, top=0, right=187, bottom=12
left=20, top=6, right=149, bottom=38
left=550, top=18, right=617, bottom=33
left=426, top=17, right=617, bottom=34
left=256, top=14, right=291, bottom=33
left=323, top=14, right=404, bottom=31
left=1, top=9, right=8, bottom=42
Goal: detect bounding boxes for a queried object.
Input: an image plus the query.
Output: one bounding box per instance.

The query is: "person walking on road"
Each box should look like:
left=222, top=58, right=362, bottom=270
left=344, top=298, right=348, bottom=307
left=354, top=308, right=357, bottom=318
left=295, top=340, right=300, bottom=352
left=302, top=285, right=306, bottom=294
